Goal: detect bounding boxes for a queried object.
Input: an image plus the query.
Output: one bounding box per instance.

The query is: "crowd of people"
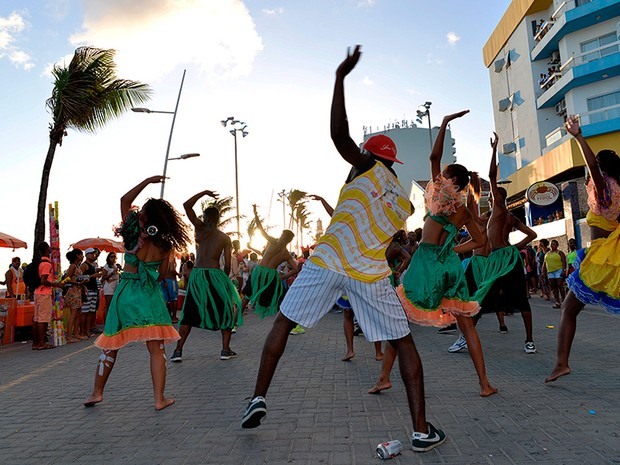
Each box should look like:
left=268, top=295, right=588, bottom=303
left=9, top=46, right=619, bottom=455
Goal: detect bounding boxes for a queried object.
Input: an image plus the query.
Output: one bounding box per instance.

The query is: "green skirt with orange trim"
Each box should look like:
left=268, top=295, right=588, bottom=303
left=96, top=272, right=179, bottom=350
left=398, top=242, right=480, bottom=327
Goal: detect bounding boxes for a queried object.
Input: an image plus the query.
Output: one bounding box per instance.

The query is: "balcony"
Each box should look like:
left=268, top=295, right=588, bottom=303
left=537, top=41, right=620, bottom=108
left=580, top=102, right=620, bottom=136
left=531, top=0, right=620, bottom=63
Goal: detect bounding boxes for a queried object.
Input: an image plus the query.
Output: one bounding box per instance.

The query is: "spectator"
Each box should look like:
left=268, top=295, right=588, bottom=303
left=5, top=256, right=25, bottom=298
left=100, top=252, right=120, bottom=324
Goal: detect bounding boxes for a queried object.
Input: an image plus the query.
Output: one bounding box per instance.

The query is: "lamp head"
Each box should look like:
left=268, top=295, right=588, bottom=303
left=230, top=129, right=236, bottom=136
left=242, top=131, right=248, bottom=138
left=132, top=107, right=151, bottom=113
left=221, top=116, right=235, bottom=126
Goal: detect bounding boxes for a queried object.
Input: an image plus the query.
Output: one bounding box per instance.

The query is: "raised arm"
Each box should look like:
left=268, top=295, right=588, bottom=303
left=330, top=45, right=372, bottom=169
left=183, top=189, right=219, bottom=228
left=565, top=115, right=606, bottom=197
left=310, top=194, right=334, bottom=217
left=488, top=132, right=505, bottom=211
left=431, top=110, right=469, bottom=179
left=120, top=176, right=165, bottom=218
left=253, top=205, right=277, bottom=244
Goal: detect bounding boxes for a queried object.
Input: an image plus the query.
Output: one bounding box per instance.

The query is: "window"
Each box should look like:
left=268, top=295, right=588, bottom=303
left=587, top=91, right=620, bottom=124
left=580, top=32, right=619, bottom=63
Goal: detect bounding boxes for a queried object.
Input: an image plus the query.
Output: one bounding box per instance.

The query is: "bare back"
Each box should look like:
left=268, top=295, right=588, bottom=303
left=487, top=207, right=514, bottom=249
left=260, top=243, right=294, bottom=269
left=194, top=225, right=231, bottom=269
left=472, top=213, right=491, bottom=256
left=420, top=204, right=471, bottom=246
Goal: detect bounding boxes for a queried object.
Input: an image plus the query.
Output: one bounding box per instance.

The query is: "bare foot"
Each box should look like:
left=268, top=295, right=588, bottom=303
left=155, top=398, right=175, bottom=411
left=341, top=351, right=355, bottom=361
left=375, top=353, right=384, bottom=361
left=84, top=394, right=103, bottom=407
left=480, top=385, right=499, bottom=397
left=545, top=366, right=571, bottom=383
left=368, top=382, right=392, bottom=394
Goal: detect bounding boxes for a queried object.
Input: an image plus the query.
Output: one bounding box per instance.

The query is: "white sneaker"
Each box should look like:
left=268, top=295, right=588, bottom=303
left=448, top=335, right=467, bottom=353
left=524, top=341, right=537, bottom=354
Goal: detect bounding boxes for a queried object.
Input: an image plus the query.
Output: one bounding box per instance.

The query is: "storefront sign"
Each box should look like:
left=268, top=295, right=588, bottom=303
left=526, top=181, right=560, bottom=206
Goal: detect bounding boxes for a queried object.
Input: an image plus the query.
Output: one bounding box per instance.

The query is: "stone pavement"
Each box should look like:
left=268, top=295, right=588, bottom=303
left=0, top=297, right=618, bottom=465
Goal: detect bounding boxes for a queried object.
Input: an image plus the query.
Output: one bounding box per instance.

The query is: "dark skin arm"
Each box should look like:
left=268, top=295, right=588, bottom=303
left=223, top=237, right=232, bottom=276
left=431, top=110, right=469, bottom=179
left=511, top=215, right=537, bottom=250
left=120, top=175, right=165, bottom=218
left=246, top=243, right=263, bottom=256
left=488, top=132, right=503, bottom=208
left=565, top=115, right=606, bottom=199
left=253, top=205, right=277, bottom=244
left=310, top=194, right=334, bottom=217
left=330, top=45, right=373, bottom=171
left=184, top=189, right=219, bottom=229
left=280, top=256, right=300, bottom=280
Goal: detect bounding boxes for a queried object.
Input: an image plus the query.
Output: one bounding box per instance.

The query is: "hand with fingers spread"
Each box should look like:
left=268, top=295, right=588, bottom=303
left=336, top=44, right=362, bottom=78
left=564, top=115, right=581, bottom=137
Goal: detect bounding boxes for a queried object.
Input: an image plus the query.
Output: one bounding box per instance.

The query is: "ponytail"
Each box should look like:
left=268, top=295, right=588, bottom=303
left=468, top=171, right=481, bottom=202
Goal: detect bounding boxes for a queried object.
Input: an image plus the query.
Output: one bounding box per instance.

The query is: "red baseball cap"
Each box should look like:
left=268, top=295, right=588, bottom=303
left=363, top=135, right=403, bottom=164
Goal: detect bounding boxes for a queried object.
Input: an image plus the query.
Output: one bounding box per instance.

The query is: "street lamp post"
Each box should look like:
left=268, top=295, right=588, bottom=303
left=416, top=101, right=433, bottom=152
left=221, top=116, right=248, bottom=242
left=132, top=69, right=187, bottom=198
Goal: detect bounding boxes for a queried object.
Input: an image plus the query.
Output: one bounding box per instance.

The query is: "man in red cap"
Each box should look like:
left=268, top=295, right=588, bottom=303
left=242, top=45, right=446, bottom=453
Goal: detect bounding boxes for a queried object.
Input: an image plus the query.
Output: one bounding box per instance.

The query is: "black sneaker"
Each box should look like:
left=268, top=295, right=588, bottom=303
left=241, top=396, right=267, bottom=429
left=411, top=422, right=446, bottom=452
left=220, top=349, right=238, bottom=360
left=499, top=325, right=509, bottom=334
left=436, top=324, right=457, bottom=335
left=170, top=349, right=182, bottom=363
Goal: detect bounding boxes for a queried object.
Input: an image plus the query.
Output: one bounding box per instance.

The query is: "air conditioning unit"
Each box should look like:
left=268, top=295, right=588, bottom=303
left=555, top=99, right=567, bottom=116
left=550, top=50, right=560, bottom=63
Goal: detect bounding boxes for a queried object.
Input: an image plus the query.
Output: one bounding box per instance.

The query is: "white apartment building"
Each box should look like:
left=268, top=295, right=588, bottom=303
left=484, top=0, right=620, bottom=246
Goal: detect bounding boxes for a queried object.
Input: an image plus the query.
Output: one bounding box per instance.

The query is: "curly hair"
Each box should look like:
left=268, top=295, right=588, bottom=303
left=597, top=149, right=620, bottom=185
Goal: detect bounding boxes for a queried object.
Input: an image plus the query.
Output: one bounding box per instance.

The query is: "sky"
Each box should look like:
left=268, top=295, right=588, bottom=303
left=0, top=0, right=511, bottom=274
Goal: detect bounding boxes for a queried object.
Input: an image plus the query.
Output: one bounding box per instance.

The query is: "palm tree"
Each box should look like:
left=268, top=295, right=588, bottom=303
left=293, top=203, right=311, bottom=250
left=34, top=46, right=152, bottom=256
left=285, top=189, right=307, bottom=230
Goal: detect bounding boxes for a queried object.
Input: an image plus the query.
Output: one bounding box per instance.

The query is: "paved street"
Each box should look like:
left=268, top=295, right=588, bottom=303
left=1, top=297, right=618, bottom=465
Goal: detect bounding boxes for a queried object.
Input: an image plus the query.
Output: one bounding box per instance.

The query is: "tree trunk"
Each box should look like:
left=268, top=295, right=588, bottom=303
left=33, top=138, right=58, bottom=261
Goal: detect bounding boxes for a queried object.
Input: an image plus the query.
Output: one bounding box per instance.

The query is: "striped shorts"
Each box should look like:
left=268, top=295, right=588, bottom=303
left=280, top=261, right=410, bottom=342
left=81, top=290, right=99, bottom=313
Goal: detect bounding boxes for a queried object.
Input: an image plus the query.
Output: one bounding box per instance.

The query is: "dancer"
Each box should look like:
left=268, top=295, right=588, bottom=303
left=546, top=115, right=620, bottom=382
left=247, top=204, right=298, bottom=318
left=372, top=111, right=497, bottom=397
left=242, top=45, right=445, bottom=453
left=309, top=193, right=385, bottom=362
left=84, top=176, right=190, bottom=410
left=170, top=189, right=243, bottom=363
left=480, top=133, right=538, bottom=354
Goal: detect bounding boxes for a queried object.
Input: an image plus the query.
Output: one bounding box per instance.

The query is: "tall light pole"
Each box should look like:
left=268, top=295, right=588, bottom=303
left=221, top=116, right=248, bottom=242
left=132, top=68, right=187, bottom=198
left=416, top=101, right=433, bottom=152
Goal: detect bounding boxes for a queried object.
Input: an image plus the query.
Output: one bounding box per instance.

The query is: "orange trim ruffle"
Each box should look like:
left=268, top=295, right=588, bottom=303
left=95, top=325, right=180, bottom=351
left=396, top=285, right=480, bottom=328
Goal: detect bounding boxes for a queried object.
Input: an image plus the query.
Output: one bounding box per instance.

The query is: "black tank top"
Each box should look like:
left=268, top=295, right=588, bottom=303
left=83, top=262, right=98, bottom=291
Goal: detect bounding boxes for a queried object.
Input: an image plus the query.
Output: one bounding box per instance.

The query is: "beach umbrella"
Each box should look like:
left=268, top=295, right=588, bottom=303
left=0, top=232, right=28, bottom=250
left=70, top=237, right=124, bottom=253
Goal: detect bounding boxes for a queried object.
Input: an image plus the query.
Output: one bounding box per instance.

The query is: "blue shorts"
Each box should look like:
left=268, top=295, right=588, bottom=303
left=160, top=278, right=179, bottom=303
left=547, top=269, right=563, bottom=279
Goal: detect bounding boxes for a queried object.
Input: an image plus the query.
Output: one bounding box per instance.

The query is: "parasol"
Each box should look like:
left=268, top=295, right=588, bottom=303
left=0, top=232, right=28, bottom=250
left=70, top=237, right=124, bottom=253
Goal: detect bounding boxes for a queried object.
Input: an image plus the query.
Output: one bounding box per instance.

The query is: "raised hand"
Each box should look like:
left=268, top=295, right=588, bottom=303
left=309, top=194, right=324, bottom=202
left=203, top=189, right=219, bottom=199
left=490, top=132, right=498, bottom=150
left=442, top=110, right=470, bottom=124
left=336, top=45, right=362, bottom=78
left=564, top=115, right=581, bottom=137
left=145, top=175, right=166, bottom=184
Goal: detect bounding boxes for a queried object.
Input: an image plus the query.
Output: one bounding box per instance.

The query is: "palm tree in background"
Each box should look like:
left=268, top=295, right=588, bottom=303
left=34, top=47, right=151, bottom=257
left=293, top=203, right=311, bottom=251
left=285, top=189, right=307, bottom=230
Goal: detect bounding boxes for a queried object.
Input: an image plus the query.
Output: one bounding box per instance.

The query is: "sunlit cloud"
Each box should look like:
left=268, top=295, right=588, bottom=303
left=446, top=31, right=460, bottom=47
left=42, top=53, right=73, bottom=77
left=0, top=11, right=34, bottom=70
left=262, top=7, right=284, bottom=15
left=362, top=76, right=373, bottom=86
left=68, top=0, right=263, bottom=82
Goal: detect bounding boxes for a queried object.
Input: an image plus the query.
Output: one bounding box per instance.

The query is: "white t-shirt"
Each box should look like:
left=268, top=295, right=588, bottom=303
left=102, top=264, right=120, bottom=296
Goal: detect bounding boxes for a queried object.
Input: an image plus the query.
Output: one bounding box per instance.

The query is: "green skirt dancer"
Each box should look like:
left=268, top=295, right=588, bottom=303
left=249, top=266, right=285, bottom=318
left=180, top=268, right=243, bottom=330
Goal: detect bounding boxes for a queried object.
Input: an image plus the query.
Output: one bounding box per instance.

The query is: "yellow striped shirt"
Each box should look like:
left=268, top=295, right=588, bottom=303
left=310, top=162, right=413, bottom=282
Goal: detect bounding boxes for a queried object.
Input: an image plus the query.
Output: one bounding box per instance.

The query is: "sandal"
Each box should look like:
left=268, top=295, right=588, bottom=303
left=552, top=302, right=561, bottom=308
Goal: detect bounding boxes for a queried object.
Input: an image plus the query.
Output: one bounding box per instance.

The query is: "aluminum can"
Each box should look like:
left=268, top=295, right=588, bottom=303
left=376, top=440, right=402, bottom=459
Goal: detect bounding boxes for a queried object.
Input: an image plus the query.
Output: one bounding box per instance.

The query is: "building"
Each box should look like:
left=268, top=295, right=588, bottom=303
left=483, top=0, right=620, bottom=247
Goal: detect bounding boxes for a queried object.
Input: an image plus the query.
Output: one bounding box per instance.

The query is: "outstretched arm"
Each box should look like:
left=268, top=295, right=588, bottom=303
left=488, top=131, right=506, bottom=212
left=183, top=189, right=219, bottom=228
left=565, top=115, right=606, bottom=197
left=330, top=45, right=372, bottom=169
left=120, top=176, right=165, bottom=217
left=253, top=205, right=277, bottom=244
left=431, top=110, right=469, bottom=179
left=310, top=194, right=334, bottom=217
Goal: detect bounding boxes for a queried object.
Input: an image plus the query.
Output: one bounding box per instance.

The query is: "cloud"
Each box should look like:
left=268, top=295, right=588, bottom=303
left=446, top=31, right=460, bottom=47
left=362, top=76, right=373, bottom=86
left=262, top=7, right=284, bottom=15
left=68, top=0, right=263, bottom=82
left=0, top=11, right=35, bottom=70
left=357, top=0, right=377, bottom=6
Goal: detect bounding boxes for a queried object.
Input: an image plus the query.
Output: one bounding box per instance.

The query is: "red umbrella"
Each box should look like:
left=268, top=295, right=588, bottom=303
left=70, top=237, right=124, bottom=253
left=0, top=232, right=28, bottom=250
